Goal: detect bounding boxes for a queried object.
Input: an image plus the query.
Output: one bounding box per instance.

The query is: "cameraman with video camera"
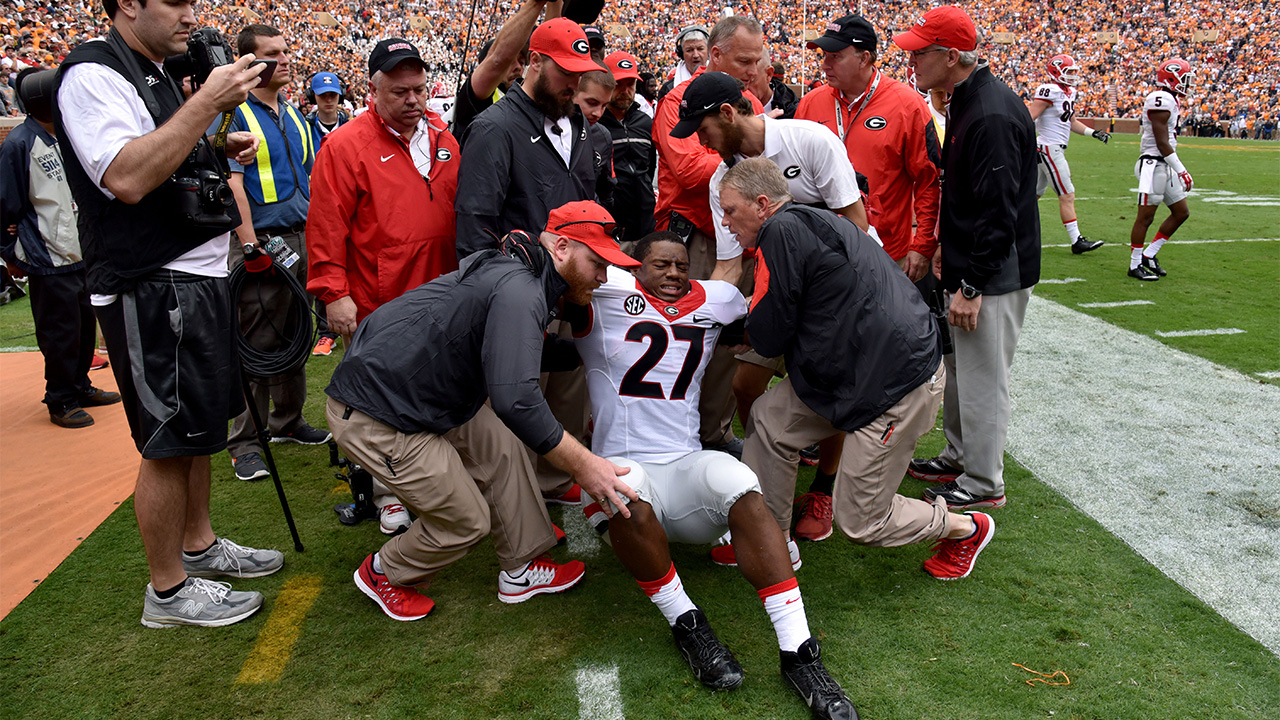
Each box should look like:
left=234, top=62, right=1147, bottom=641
left=54, top=0, right=285, bottom=629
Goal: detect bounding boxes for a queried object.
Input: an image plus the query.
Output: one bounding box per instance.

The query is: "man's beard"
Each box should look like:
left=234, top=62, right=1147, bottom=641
left=559, top=256, right=599, bottom=305
left=717, top=120, right=745, bottom=162
left=531, top=71, right=575, bottom=120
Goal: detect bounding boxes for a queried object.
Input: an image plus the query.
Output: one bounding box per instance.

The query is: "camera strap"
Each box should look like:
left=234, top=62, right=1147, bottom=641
left=211, top=110, right=234, bottom=154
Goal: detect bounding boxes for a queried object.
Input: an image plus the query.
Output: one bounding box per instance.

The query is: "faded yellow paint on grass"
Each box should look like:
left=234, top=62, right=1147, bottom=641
left=236, top=575, right=322, bottom=684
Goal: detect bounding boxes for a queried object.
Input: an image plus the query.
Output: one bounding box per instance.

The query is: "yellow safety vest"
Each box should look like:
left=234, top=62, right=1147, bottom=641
left=237, top=100, right=315, bottom=204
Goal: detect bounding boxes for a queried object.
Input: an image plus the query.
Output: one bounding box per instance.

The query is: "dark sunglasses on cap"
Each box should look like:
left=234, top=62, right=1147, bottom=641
left=554, top=219, right=624, bottom=244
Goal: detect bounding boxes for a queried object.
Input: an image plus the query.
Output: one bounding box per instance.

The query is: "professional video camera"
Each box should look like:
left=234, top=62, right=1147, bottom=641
left=165, top=27, right=234, bottom=88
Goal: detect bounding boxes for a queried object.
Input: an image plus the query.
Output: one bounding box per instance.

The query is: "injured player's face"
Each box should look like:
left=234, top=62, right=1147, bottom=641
left=633, top=240, right=691, bottom=303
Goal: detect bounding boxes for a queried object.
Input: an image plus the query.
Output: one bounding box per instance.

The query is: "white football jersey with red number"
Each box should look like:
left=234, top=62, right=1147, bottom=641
left=1139, top=90, right=1180, bottom=157
left=576, top=266, right=747, bottom=463
left=1033, top=83, right=1076, bottom=146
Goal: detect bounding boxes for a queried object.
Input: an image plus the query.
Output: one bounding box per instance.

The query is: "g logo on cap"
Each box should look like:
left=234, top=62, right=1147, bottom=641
left=618, top=59, right=634, bottom=69
left=572, top=39, right=590, bottom=55
left=864, top=116, right=887, bottom=130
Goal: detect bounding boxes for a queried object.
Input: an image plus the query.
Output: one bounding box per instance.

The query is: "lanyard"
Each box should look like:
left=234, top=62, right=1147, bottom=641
left=833, top=69, right=881, bottom=143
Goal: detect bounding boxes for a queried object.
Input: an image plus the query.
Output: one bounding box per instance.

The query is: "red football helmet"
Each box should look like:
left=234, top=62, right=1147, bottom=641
left=1156, top=58, right=1194, bottom=96
left=1047, top=54, right=1081, bottom=86
left=430, top=80, right=450, bottom=98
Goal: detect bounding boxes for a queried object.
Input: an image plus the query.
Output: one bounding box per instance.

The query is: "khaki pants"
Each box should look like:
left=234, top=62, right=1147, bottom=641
left=535, top=319, right=591, bottom=498
left=741, top=364, right=951, bottom=546
left=327, top=398, right=556, bottom=588
left=227, top=228, right=308, bottom=456
left=690, top=229, right=753, bottom=446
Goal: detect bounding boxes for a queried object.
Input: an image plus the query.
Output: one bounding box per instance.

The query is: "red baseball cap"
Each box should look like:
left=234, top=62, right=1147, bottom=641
left=545, top=202, right=640, bottom=268
left=892, top=6, right=978, bottom=52
left=530, top=18, right=603, bottom=74
left=603, top=51, right=641, bottom=82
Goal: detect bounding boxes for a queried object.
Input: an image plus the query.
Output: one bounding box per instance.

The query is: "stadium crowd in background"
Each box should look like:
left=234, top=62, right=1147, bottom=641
left=3, top=0, right=1278, bottom=126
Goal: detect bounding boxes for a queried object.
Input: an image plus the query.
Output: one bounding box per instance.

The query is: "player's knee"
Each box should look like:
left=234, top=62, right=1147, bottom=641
left=606, top=456, right=650, bottom=504
left=706, top=456, right=762, bottom=512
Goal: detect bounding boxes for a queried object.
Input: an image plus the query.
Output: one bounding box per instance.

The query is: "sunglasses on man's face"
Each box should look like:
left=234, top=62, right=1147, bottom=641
left=555, top=219, right=623, bottom=244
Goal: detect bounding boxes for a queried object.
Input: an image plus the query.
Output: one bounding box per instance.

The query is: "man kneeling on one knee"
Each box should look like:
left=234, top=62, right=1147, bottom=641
left=568, top=232, right=857, bottom=720
left=326, top=201, right=638, bottom=621
left=717, top=157, right=995, bottom=582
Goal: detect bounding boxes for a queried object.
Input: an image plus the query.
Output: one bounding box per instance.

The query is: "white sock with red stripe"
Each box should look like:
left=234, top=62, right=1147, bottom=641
left=1130, top=245, right=1145, bottom=269
left=637, top=563, right=696, bottom=627
left=1064, top=219, right=1081, bottom=242
left=758, top=577, right=809, bottom=653
left=1143, top=233, right=1170, bottom=258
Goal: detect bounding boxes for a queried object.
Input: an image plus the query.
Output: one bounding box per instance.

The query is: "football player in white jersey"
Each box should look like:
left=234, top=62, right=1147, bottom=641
left=1027, top=54, right=1111, bottom=254
left=1129, top=58, right=1194, bottom=281
left=570, top=233, right=858, bottom=720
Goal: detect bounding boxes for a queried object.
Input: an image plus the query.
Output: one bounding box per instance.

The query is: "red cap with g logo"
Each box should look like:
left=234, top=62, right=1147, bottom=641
left=892, top=6, right=978, bottom=52
left=603, top=51, right=641, bottom=81
left=530, top=18, right=604, bottom=73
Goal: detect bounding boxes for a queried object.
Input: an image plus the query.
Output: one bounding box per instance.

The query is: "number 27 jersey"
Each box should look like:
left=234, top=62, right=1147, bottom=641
left=574, top=266, right=748, bottom=463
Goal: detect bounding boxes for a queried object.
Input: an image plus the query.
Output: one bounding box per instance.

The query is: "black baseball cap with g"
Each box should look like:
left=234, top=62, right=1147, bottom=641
left=806, top=15, right=879, bottom=52
left=670, top=72, right=743, bottom=138
left=368, top=38, right=426, bottom=77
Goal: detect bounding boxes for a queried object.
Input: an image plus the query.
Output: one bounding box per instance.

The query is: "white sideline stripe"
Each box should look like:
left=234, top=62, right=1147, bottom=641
left=1078, top=300, right=1154, bottom=308
left=563, top=500, right=601, bottom=558
left=1155, top=328, right=1246, bottom=338
left=0, top=346, right=40, bottom=353
left=576, top=664, right=624, bottom=720
left=1039, top=277, right=1086, bottom=285
left=1256, top=371, right=1280, bottom=379
left=1045, top=237, right=1279, bottom=248
left=1009, top=296, right=1280, bottom=657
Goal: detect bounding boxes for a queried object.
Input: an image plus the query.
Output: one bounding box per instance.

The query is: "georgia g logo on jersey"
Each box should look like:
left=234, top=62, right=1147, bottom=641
left=624, top=295, right=646, bottom=315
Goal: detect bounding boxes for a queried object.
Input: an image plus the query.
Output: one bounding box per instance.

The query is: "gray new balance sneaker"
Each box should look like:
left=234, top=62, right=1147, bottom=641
left=183, top=537, right=284, bottom=579
left=141, top=577, right=263, bottom=628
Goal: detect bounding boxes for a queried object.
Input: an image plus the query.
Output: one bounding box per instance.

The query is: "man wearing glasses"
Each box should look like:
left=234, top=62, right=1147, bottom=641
left=893, top=6, right=1040, bottom=512
left=326, top=202, right=640, bottom=621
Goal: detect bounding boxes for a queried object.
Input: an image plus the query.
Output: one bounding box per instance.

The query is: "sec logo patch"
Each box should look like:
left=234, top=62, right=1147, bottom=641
left=624, top=295, right=646, bottom=315
left=864, top=116, right=887, bottom=130
left=783, top=165, right=801, bottom=179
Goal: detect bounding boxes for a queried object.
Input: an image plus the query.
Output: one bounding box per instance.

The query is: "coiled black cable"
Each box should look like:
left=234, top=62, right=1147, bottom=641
left=229, top=248, right=315, bottom=378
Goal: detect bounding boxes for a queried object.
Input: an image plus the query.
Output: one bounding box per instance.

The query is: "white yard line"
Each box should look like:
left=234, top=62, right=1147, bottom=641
left=1255, top=371, right=1280, bottom=380
left=1038, top=277, right=1087, bottom=285
left=1045, top=237, right=1279, bottom=248
left=1008, top=296, right=1280, bottom=657
left=576, top=664, right=625, bottom=720
left=1078, top=300, right=1154, bottom=308
left=1155, top=328, right=1246, bottom=338
left=0, top=346, right=40, bottom=353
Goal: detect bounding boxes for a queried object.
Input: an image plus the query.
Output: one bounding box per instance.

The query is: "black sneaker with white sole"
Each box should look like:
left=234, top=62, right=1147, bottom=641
left=232, top=452, right=270, bottom=481
left=1071, top=237, right=1104, bottom=254
left=1128, top=265, right=1159, bottom=281
left=1141, top=254, right=1167, bottom=276
left=907, top=457, right=962, bottom=483
left=922, top=480, right=1007, bottom=510
left=671, top=608, right=744, bottom=691
left=781, top=637, right=858, bottom=720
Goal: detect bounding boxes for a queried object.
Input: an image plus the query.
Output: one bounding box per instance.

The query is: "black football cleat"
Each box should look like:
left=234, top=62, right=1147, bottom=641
left=907, top=457, right=962, bottom=483
left=781, top=638, right=859, bottom=720
left=671, top=608, right=744, bottom=691
left=1128, top=265, right=1160, bottom=281
left=1141, top=254, right=1167, bottom=276
left=922, top=480, right=1007, bottom=510
left=1071, top=237, right=1104, bottom=254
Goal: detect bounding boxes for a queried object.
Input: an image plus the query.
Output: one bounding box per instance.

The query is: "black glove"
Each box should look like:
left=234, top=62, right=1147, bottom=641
left=1092, top=129, right=1111, bottom=144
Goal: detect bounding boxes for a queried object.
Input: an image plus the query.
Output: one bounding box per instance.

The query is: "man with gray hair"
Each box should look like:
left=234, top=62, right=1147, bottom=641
left=893, top=6, right=1040, bottom=511
left=718, top=157, right=996, bottom=584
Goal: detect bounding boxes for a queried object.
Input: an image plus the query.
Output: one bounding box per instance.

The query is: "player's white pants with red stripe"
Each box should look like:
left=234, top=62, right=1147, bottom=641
left=1036, top=143, right=1075, bottom=196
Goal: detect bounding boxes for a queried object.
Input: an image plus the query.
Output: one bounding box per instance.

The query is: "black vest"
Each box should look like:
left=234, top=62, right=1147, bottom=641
left=53, top=31, right=239, bottom=294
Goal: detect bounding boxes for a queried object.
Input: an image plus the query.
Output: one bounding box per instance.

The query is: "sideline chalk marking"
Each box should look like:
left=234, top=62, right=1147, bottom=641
left=563, top=499, right=601, bottom=559
left=236, top=575, right=322, bottom=685
left=1039, top=278, right=1086, bottom=285
left=576, top=664, right=624, bottom=720
left=1079, top=300, right=1154, bottom=308
left=1256, top=371, right=1280, bottom=379
left=1155, top=328, right=1246, bottom=338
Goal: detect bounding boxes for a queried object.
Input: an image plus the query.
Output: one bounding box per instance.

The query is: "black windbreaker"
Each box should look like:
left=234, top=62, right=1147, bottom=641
left=455, top=83, right=601, bottom=259
left=326, top=248, right=569, bottom=454
left=598, top=102, right=656, bottom=243
left=939, top=63, right=1041, bottom=295
left=746, top=204, right=940, bottom=432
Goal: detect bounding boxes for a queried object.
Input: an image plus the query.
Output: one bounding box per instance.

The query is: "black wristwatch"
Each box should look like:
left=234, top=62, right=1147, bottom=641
left=959, top=279, right=983, bottom=300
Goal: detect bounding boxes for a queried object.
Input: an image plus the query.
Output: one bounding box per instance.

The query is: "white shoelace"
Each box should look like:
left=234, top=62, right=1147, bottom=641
left=207, top=538, right=252, bottom=572
left=184, top=577, right=232, bottom=604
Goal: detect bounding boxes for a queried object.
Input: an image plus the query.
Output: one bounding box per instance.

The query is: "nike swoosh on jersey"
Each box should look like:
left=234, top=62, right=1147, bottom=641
left=381, top=154, right=395, bottom=162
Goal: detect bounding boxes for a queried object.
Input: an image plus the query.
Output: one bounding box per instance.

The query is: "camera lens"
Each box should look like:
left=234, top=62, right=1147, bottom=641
left=212, top=184, right=235, bottom=208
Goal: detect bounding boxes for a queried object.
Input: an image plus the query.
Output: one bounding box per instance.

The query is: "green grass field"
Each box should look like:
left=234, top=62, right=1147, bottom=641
left=1, top=136, right=1277, bottom=719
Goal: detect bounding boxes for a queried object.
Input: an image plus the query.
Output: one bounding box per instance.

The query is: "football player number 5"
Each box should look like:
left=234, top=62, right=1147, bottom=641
left=618, top=322, right=706, bottom=400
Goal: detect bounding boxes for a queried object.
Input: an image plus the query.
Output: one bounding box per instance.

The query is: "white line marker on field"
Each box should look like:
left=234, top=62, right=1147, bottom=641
left=1254, top=371, right=1280, bottom=379
left=576, top=664, right=624, bottom=720
left=1039, top=277, right=1087, bottom=284
left=1079, top=300, right=1155, bottom=308
left=1046, top=237, right=1279, bottom=249
left=563, top=500, right=601, bottom=558
left=0, top=346, right=40, bottom=353
left=1155, top=328, right=1246, bottom=338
